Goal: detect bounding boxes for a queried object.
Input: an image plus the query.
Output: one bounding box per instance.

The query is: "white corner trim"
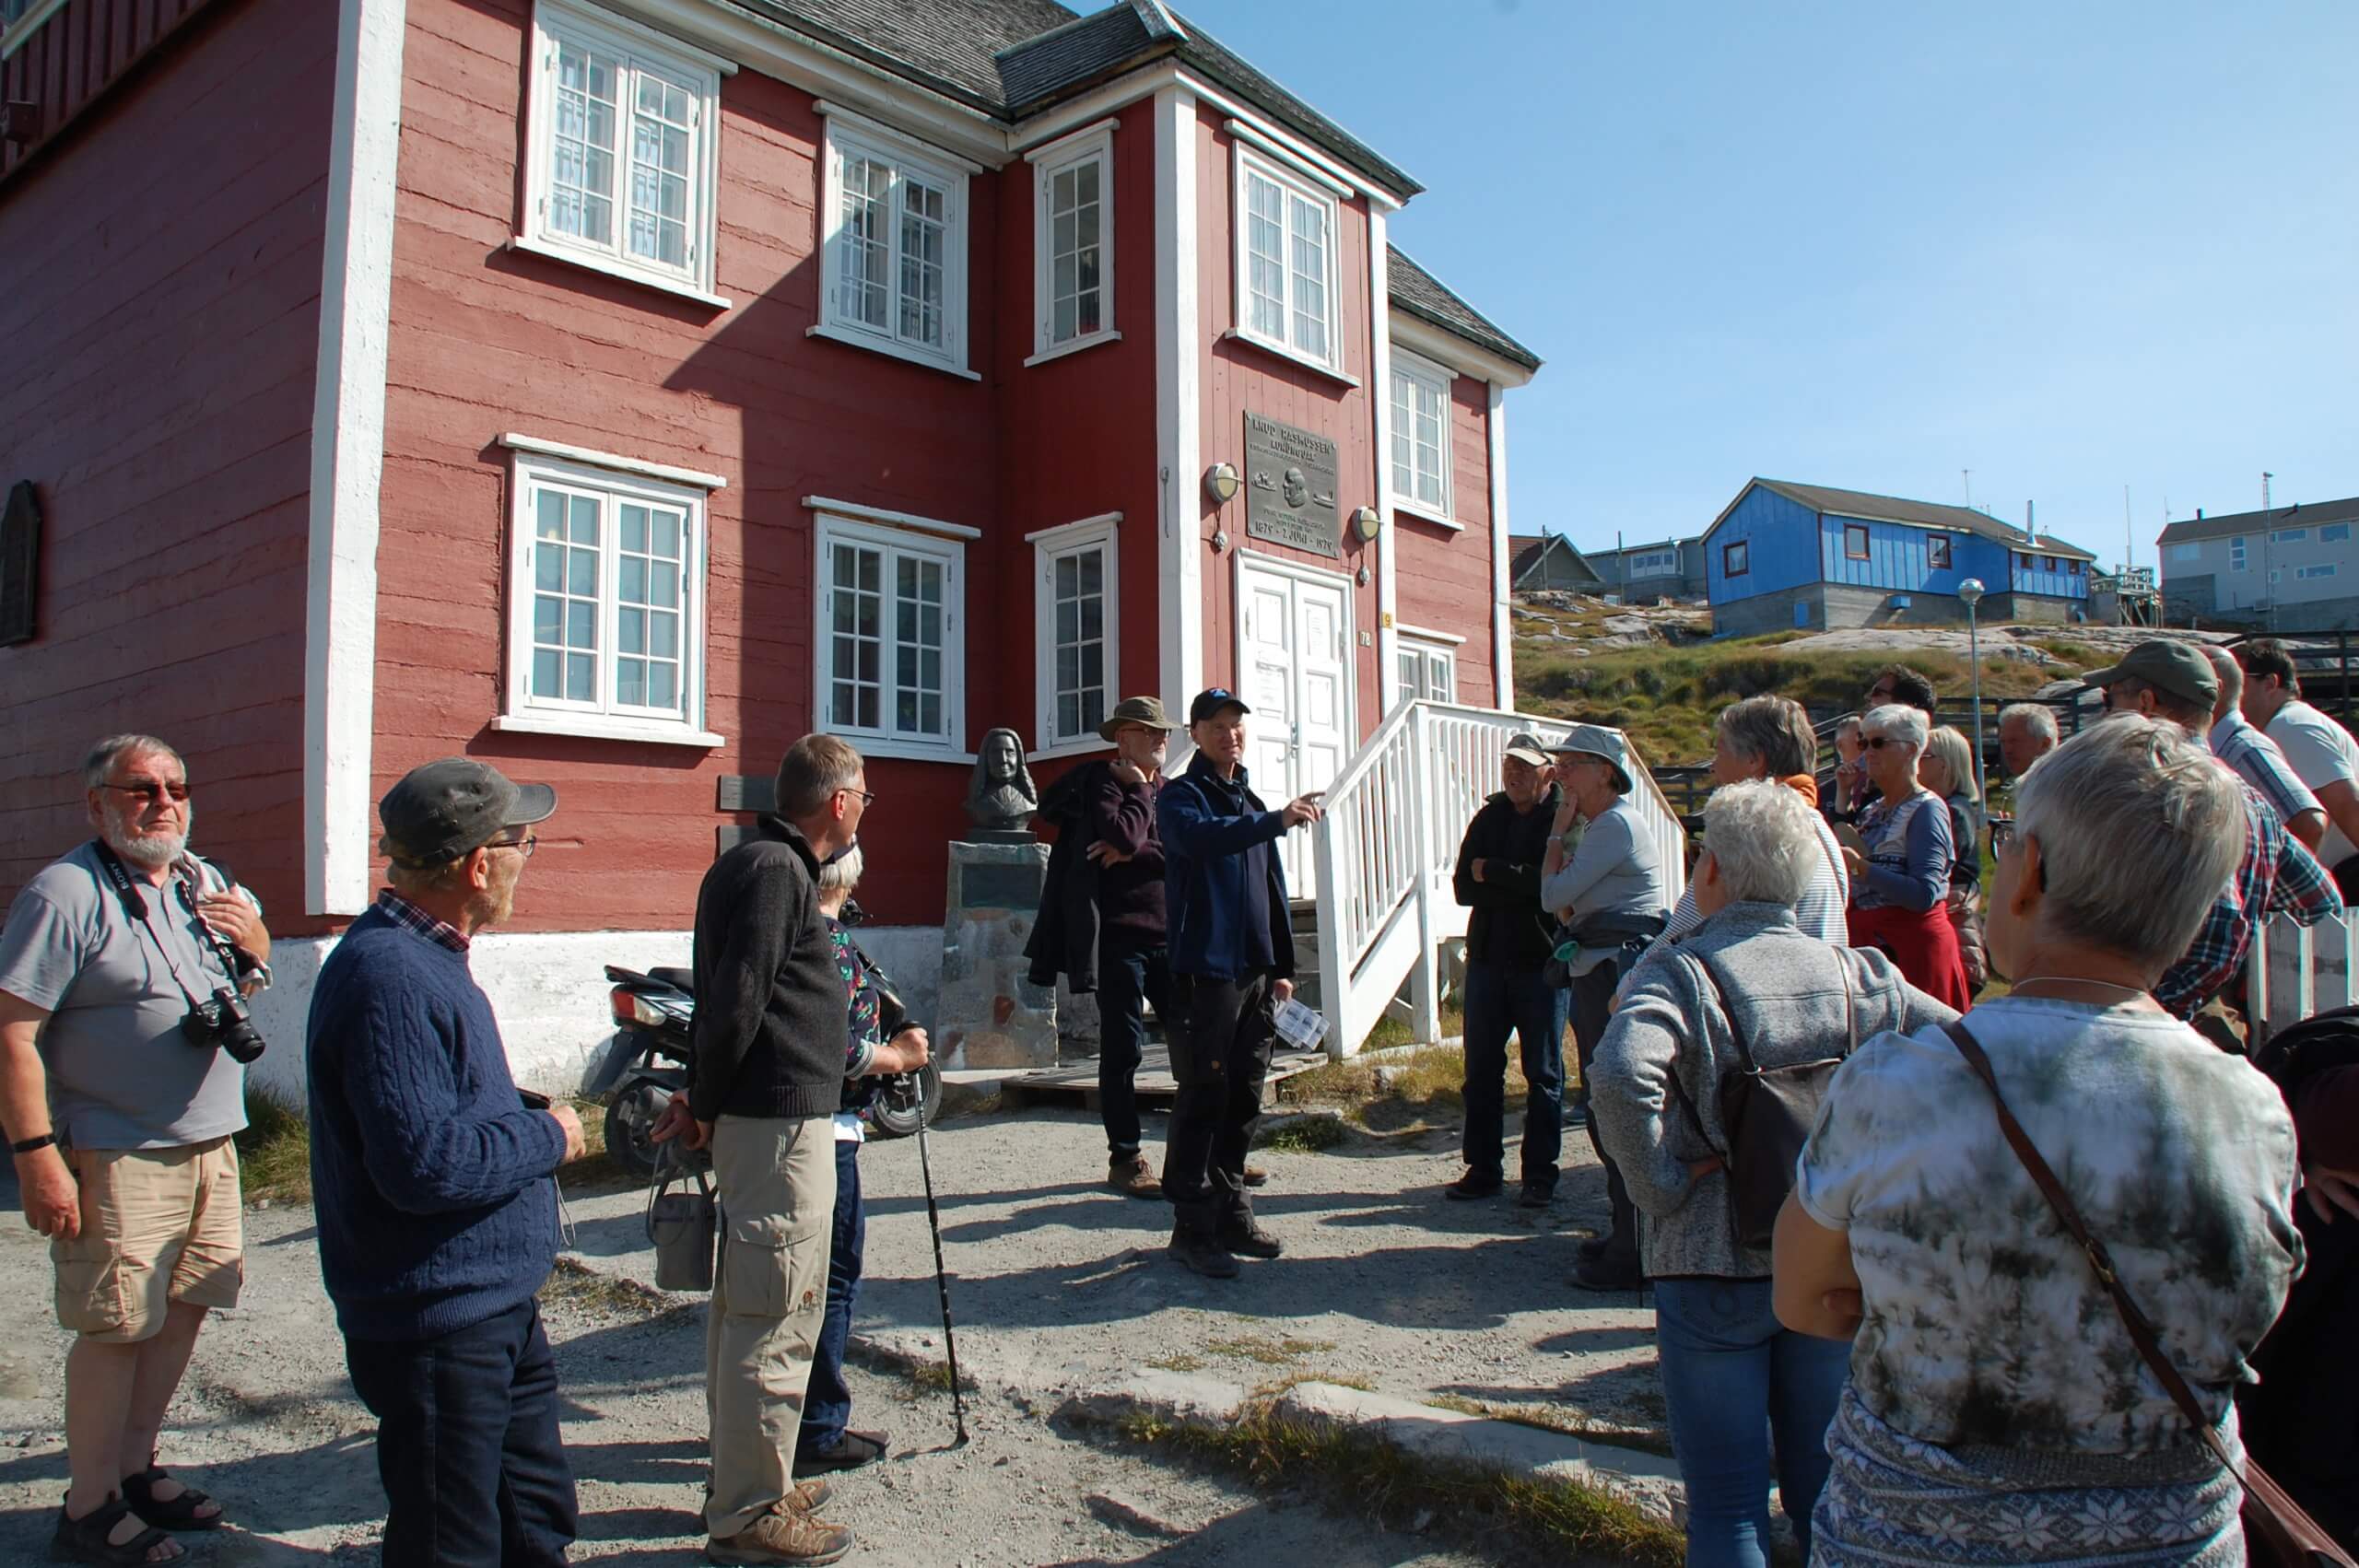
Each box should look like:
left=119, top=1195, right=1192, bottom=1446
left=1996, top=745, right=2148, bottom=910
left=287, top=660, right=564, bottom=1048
left=1154, top=84, right=1203, bottom=722
left=490, top=713, right=725, bottom=747
left=814, top=99, right=987, bottom=174
left=804, top=496, right=982, bottom=540
left=1394, top=622, right=1468, bottom=647
left=1222, top=118, right=1352, bottom=198
left=498, top=433, right=729, bottom=490
left=1396, top=501, right=1466, bottom=533
left=1022, top=331, right=1123, bottom=369
left=1021, top=115, right=1121, bottom=163
left=1487, top=383, right=1514, bottom=708
left=804, top=322, right=983, bottom=381
left=1218, top=328, right=1361, bottom=388
left=502, top=236, right=734, bottom=310
left=1024, top=512, right=1124, bottom=544
left=304, top=0, right=407, bottom=919
left=1367, top=209, right=1400, bottom=715
left=1178, top=69, right=1402, bottom=210
left=0, top=0, right=68, bottom=60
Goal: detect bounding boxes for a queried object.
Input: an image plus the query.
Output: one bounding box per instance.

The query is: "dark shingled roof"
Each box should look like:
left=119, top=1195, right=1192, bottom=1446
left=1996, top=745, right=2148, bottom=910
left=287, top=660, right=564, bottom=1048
left=996, top=4, right=1170, bottom=111
left=1742, top=479, right=2098, bottom=561
left=734, top=0, right=1082, bottom=110
left=2156, top=496, right=2359, bottom=546
left=1386, top=246, right=1541, bottom=370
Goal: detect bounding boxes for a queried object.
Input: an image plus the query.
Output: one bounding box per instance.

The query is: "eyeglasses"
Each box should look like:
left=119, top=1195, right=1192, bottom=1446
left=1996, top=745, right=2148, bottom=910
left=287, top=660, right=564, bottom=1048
left=839, top=787, right=878, bottom=806
left=488, top=834, right=537, bottom=859
left=102, top=780, right=191, bottom=804
left=1864, top=735, right=1895, bottom=749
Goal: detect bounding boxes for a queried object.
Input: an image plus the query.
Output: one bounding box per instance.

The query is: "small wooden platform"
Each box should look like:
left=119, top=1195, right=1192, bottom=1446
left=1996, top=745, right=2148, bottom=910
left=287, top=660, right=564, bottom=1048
left=1003, top=1047, right=1329, bottom=1113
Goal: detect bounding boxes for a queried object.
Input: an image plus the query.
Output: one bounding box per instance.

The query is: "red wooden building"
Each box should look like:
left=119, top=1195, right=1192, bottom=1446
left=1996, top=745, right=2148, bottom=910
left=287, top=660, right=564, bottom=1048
left=0, top=0, right=1540, bottom=1081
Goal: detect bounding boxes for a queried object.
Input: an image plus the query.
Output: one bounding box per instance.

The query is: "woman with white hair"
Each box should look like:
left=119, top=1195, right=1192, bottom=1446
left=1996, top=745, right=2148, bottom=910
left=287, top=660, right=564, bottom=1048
left=1592, top=781, right=1955, bottom=1566
left=1658, top=696, right=1848, bottom=945
left=1775, top=716, right=2304, bottom=1562
left=1842, top=704, right=1970, bottom=1008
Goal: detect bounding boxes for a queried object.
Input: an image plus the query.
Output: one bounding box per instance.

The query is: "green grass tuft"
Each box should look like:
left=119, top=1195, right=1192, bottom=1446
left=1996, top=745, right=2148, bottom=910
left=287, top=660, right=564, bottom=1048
left=1203, top=1334, right=1338, bottom=1367
left=235, top=1086, right=311, bottom=1203
left=1258, top=1114, right=1348, bottom=1153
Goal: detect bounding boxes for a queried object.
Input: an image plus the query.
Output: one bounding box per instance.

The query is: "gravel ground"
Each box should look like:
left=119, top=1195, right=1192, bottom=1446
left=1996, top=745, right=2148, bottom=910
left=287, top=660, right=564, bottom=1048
left=0, top=1102, right=1662, bottom=1564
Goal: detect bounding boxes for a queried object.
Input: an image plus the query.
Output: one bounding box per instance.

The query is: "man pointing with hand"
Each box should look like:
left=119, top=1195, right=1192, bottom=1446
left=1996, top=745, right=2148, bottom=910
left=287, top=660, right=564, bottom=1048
left=1156, top=688, right=1323, bottom=1279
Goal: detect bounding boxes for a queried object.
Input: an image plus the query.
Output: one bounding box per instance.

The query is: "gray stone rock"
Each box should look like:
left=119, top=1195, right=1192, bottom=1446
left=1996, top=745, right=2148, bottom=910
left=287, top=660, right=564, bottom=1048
left=1084, top=1491, right=1188, bottom=1539
left=1057, top=1369, right=1251, bottom=1430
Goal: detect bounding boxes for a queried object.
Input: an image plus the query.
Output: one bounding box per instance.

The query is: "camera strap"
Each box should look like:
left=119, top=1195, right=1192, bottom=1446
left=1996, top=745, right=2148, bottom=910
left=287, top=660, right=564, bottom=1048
left=88, top=840, right=226, bottom=1008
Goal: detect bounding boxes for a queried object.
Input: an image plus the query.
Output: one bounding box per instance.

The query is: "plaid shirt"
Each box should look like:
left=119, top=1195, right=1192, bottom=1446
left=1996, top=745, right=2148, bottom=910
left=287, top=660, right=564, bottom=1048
left=2154, top=779, right=2336, bottom=1017
left=374, top=888, right=471, bottom=953
left=2211, top=711, right=2322, bottom=828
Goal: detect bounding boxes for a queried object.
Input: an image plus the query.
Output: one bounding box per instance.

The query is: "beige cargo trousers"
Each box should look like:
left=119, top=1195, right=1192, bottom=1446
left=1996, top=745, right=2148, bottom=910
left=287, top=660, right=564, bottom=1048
left=704, top=1113, right=837, bottom=1539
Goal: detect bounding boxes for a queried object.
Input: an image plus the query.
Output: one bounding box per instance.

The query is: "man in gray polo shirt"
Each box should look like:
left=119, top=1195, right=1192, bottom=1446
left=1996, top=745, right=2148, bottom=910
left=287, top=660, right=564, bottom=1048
left=0, top=735, right=273, bottom=1562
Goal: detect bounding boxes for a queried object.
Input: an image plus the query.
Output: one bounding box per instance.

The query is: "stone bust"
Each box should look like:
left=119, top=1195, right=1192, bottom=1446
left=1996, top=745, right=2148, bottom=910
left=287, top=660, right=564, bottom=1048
left=965, top=727, right=1038, bottom=836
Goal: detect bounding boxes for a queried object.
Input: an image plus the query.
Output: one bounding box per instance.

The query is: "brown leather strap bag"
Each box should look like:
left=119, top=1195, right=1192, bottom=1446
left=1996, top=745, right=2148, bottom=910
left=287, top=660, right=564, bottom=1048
left=1942, top=1017, right=2353, bottom=1567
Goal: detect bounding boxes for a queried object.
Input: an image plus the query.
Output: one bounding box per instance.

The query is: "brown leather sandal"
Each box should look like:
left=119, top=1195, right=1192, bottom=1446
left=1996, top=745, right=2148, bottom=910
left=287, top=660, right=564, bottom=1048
left=52, top=1493, right=182, bottom=1564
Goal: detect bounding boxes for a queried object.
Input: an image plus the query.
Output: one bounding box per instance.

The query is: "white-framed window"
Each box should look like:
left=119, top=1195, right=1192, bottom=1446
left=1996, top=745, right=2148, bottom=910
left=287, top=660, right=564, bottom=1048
left=501, top=448, right=715, bottom=744
left=1029, top=516, right=1121, bottom=751
left=2272, top=527, right=2310, bottom=544
left=1233, top=146, right=1342, bottom=372
left=2231, top=536, right=2249, bottom=571
left=1627, top=547, right=1678, bottom=576
left=815, top=512, right=965, bottom=755
left=2322, top=522, right=2352, bottom=543
left=1389, top=350, right=1453, bottom=519
left=1032, top=127, right=1113, bottom=357
left=2298, top=563, right=2339, bottom=580
left=520, top=2, right=723, bottom=301
left=1396, top=638, right=1457, bottom=704
left=2166, top=542, right=2204, bottom=564
left=818, top=113, right=970, bottom=375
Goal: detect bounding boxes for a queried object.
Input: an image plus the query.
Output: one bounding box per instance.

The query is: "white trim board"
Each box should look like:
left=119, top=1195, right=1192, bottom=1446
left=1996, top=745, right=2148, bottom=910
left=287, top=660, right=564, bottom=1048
left=304, top=0, right=407, bottom=917
left=1487, top=383, right=1514, bottom=708
left=1394, top=622, right=1467, bottom=646
left=1390, top=309, right=1535, bottom=392
left=1154, top=84, right=1203, bottom=720
left=1367, top=207, right=1400, bottom=713
left=803, top=496, right=981, bottom=539
left=499, top=432, right=728, bottom=489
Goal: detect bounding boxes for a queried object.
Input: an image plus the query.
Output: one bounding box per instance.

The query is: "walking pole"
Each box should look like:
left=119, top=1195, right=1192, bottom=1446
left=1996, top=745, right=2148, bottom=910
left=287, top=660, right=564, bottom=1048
left=910, top=1092, right=969, bottom=1447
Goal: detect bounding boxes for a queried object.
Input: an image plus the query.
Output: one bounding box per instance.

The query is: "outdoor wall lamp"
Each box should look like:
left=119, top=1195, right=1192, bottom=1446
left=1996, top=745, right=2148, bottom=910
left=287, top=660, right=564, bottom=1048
left=1350, top=506, right=1381, bottom=542
left=1203, top=462, right=1240, bottom=504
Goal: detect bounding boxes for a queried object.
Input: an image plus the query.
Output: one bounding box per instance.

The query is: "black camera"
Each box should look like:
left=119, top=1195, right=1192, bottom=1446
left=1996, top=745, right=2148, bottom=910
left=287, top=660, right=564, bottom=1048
left=183, top=987, right=267, bottom=1064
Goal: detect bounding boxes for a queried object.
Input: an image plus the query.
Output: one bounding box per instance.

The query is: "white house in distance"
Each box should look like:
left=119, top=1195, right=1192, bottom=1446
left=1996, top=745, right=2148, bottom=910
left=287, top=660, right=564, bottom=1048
left=2158, top=497, right=2359, bottom=628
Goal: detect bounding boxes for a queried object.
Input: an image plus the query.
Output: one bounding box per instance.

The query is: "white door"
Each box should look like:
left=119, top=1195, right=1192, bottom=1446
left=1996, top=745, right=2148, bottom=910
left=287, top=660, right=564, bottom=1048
left=1237, top=556, right=1355, bottom=892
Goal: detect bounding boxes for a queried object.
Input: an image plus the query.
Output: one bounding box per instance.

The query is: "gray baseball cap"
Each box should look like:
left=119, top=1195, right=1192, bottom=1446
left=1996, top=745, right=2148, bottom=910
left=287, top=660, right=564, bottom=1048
left=1502, top=731, right=1552, bottom=767
left=2080, top=639, right=2219, bottom=711
left=380, top=758, right=556, bottom=868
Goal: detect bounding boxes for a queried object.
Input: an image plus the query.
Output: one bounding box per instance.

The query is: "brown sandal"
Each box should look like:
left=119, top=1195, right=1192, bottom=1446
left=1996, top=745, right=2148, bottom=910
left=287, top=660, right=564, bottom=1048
left=52, top=1492, right=182, bottom=1564
left=122, top=1468, right=224, bottom=1532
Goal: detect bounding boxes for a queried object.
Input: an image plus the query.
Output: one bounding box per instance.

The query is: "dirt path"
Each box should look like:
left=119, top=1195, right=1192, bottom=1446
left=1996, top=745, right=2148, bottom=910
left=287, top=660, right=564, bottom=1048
left=0, top=1105, right=1661, bottom=1564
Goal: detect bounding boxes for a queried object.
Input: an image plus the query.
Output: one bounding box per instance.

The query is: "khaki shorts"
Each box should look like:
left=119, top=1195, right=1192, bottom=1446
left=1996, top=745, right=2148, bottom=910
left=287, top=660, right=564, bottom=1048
left=53, top=1138, right=243, bottom=1342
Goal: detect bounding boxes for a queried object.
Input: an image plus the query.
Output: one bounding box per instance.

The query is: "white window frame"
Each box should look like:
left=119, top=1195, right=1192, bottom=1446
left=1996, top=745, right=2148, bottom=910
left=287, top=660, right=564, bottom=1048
left=2231, top=536, right=2250, bottom=571
left=1028, top=514, right=1121, bottom=758
left=1389, top=349, right=1455, bottom=522
left=518, top=1, right=727, bottom=306
left=497, top=443, right=722, bottom=747
left=2166, top=542, right=2203, bottom=564
left=2321, top=522, right=2352, bottom=544
left=1029, top=124, right=1116, bottom=364
left=1394, top=629, right=1459, bottom=708
left=812, top=510, right=968, bottom=761
left=2298, top=563, right=2339, bottom=580
left=2272, top=528, right=2310, bottom=544
left=1231, top=144, right=1344, bottom=377
left=816, top=110, right=974, bottom=378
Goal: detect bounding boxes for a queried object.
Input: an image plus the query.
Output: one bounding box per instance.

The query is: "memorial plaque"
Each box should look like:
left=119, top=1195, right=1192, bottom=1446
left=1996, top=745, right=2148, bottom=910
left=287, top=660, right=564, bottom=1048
left=1243, top=413, right=1342, bottom=558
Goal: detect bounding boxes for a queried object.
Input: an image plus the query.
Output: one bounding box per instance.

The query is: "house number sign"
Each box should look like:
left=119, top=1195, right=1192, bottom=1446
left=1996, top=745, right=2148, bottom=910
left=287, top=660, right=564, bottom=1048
left=1242, top=413, right=1342, bottom=558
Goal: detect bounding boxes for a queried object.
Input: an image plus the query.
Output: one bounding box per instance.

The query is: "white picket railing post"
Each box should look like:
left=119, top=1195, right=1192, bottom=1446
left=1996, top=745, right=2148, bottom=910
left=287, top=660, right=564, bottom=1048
left=1313, top=789, right=1349, bottom=1061
left=1405, top=704, right=1443, bottom=1044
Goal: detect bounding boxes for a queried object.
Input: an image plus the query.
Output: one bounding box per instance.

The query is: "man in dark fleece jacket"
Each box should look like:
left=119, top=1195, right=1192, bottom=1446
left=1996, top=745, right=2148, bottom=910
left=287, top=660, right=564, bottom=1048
left=1156, top=688, right=1323, bottom=1279
left=651, top=733, right=865, bottom=1565
left=307, top=759, right=585, bottom=1568
left=1080, top=697, right=1180, bottom=1196
left=1446, top=733, right=1568, bottom=1207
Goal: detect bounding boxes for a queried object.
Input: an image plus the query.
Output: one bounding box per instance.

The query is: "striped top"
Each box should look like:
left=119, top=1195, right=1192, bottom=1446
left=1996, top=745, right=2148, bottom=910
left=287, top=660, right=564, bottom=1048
left=2209, top=710, right=2322, bottom=829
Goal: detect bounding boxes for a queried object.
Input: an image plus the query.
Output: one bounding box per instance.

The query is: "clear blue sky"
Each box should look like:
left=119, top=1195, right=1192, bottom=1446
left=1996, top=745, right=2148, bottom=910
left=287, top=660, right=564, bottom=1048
left=1179, top=0, right=2358, bottom=573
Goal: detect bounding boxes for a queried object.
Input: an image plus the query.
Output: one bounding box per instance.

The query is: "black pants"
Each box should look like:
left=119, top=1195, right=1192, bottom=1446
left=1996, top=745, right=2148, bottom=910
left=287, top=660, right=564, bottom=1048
left=345, top=1299, right=578, bottom=1568
left=1161, top=970, right=1276, bottom=1218
left=2334, top=852, right=2359, bottom=907
left=1097, top=938, right=1173, bottom=1163
left=1570, top=963, right=1639, bottom=1269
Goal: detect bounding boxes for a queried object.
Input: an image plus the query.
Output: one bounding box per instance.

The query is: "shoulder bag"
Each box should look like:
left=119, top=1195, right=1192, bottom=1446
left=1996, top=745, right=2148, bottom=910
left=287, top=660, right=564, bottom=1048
left=1942, top=1016, right=2353, bottom=1567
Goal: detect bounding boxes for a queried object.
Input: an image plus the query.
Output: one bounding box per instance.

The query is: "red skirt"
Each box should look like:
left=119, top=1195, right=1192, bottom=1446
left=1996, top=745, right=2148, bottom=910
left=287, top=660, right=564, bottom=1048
left=1848, top=901, right=1975, bottom=1011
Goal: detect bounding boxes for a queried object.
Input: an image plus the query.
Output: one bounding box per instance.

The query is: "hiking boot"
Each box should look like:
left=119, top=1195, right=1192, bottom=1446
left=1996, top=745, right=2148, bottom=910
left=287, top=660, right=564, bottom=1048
left=792, top=1429, right=884, bottom=1478
left=1568, top=1255, right=1643, bottom=1293
left=784, top=1478, right=833, bottom=1513
left=707, top=1504, right=852, bottom=1565
left=1242, top=1165, right=1270, bottom=1188
left=1444, top=1171, right=1504, bottom=1201
left=1216, top=1217, right=1283, bottom=1259
left=1517, top=1181, right=1555, bottom=1210
left=1168, top=1226, right=1240, bottom=1279
left=1108, top=1155, right=1164, bottom=1199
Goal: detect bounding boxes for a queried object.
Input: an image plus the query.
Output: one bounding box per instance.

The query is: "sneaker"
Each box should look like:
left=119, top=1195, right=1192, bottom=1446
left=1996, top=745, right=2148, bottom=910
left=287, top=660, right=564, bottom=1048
left=1108, top=1155, right=1165, bottom=1199
left=1568, top=1256, right=1643, bottom=1293
left=784, top=1478, right=833, bottom=1513
left=1168, top=1230, right=1241, bottom=1279
left=1242, top=1165, right=1270, bottom=1188
left=791, top=1430, right=885, bottom=1479
left=707, top=1506, right=853, bottom=1565
left=1517, top=1182, right=1555, bottom=1210
left=1216, top=1220, right=1283, bottom=1260
left=1444, top=1172, right=1504, bottom=1201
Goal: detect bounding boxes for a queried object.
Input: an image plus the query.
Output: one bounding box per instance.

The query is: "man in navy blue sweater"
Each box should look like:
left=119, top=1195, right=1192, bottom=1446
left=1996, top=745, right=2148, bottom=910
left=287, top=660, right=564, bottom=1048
left=308, top=759, right=585, bottom=1568
left=1157, top=689, right=1322, bottom=1279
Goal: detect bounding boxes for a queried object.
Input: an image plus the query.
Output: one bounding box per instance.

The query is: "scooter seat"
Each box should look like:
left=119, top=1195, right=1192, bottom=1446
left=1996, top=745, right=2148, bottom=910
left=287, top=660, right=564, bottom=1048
left=649, top=965, right=697, bottom=993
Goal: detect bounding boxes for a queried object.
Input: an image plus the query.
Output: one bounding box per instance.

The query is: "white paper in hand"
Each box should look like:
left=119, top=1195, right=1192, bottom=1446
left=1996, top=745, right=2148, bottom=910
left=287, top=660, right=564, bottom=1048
left=1272, top=998, right=1330, bottom=1052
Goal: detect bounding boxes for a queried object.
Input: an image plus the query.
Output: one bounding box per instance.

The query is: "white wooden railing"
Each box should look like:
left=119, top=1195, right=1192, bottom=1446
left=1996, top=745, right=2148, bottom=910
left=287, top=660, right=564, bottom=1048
left=1309, top=700, right=1689, bottom=1059
left=2250, top=908, right=2359, bottom=1045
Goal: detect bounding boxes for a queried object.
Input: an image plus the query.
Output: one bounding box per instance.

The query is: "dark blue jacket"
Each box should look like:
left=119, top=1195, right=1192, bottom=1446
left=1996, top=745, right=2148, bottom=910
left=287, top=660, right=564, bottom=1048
left=1158, top=755, right=1295, bottom=982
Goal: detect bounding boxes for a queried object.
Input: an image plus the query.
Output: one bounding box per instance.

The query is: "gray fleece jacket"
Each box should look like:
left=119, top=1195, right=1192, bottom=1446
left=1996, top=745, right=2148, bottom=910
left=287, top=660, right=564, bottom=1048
left=1589, top=901, right=1958, bottom=1281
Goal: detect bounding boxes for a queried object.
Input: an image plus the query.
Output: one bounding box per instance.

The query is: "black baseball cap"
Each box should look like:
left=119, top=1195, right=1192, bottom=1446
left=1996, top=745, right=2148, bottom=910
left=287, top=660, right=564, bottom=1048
left=380, top=758, right=556, bottom=868
left=1189, top=687, right=1251, bottom=724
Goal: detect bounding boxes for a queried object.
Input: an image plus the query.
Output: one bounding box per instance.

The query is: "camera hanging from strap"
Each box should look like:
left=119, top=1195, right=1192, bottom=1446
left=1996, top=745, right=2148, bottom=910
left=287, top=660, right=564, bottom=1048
left=89, top=839, right=248, bottom=1000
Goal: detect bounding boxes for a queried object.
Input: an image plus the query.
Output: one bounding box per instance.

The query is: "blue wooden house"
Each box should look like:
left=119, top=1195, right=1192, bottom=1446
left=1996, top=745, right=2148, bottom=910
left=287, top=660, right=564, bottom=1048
left=1702, top=479, right=2098, bottom=637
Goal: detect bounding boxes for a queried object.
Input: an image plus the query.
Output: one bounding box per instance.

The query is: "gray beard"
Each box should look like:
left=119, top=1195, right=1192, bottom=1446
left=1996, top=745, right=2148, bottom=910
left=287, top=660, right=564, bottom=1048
left=108, top=825, right=189, bottom=872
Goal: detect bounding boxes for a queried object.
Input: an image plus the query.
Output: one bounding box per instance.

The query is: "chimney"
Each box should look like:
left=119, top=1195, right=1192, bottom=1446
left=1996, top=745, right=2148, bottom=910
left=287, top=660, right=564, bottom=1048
left=2026, top=499, right=2036, bottom=543
left=2196, top=508, right=2204, bottom=520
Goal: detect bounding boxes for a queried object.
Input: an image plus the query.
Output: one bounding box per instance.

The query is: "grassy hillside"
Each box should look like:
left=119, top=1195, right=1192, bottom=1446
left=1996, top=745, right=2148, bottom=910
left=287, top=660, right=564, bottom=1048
left=1516, top=629, right=2066, bottom=767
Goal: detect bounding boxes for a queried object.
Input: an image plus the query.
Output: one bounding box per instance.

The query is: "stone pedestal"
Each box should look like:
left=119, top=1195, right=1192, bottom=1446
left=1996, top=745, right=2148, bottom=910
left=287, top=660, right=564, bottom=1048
left=939, top=838, right=1057, bottom=1071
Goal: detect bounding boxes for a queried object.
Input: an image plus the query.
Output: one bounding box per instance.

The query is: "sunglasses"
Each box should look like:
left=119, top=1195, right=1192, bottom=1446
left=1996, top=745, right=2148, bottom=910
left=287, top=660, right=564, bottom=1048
left=102, top=780, right=191, bottom=804
left=1864, top=735, right=1897, bottom=750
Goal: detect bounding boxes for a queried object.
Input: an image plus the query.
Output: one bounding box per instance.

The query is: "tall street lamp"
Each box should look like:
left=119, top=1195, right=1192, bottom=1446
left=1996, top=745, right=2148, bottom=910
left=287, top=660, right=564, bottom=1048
left=1958, top=578, right=1987, bottom=798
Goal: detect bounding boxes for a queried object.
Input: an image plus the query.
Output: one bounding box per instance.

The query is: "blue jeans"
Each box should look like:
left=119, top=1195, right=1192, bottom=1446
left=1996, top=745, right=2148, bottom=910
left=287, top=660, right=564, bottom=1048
left=344, top=1299, right=577, bottom=1568
left=1653, top=1278, right=1849, bottom=1568
left=1461, top=959, right=1567, bottom=1187
left=797, top=1139, right=864, bottom=1451
left=1097, top=940, right=1172, bottom=1162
